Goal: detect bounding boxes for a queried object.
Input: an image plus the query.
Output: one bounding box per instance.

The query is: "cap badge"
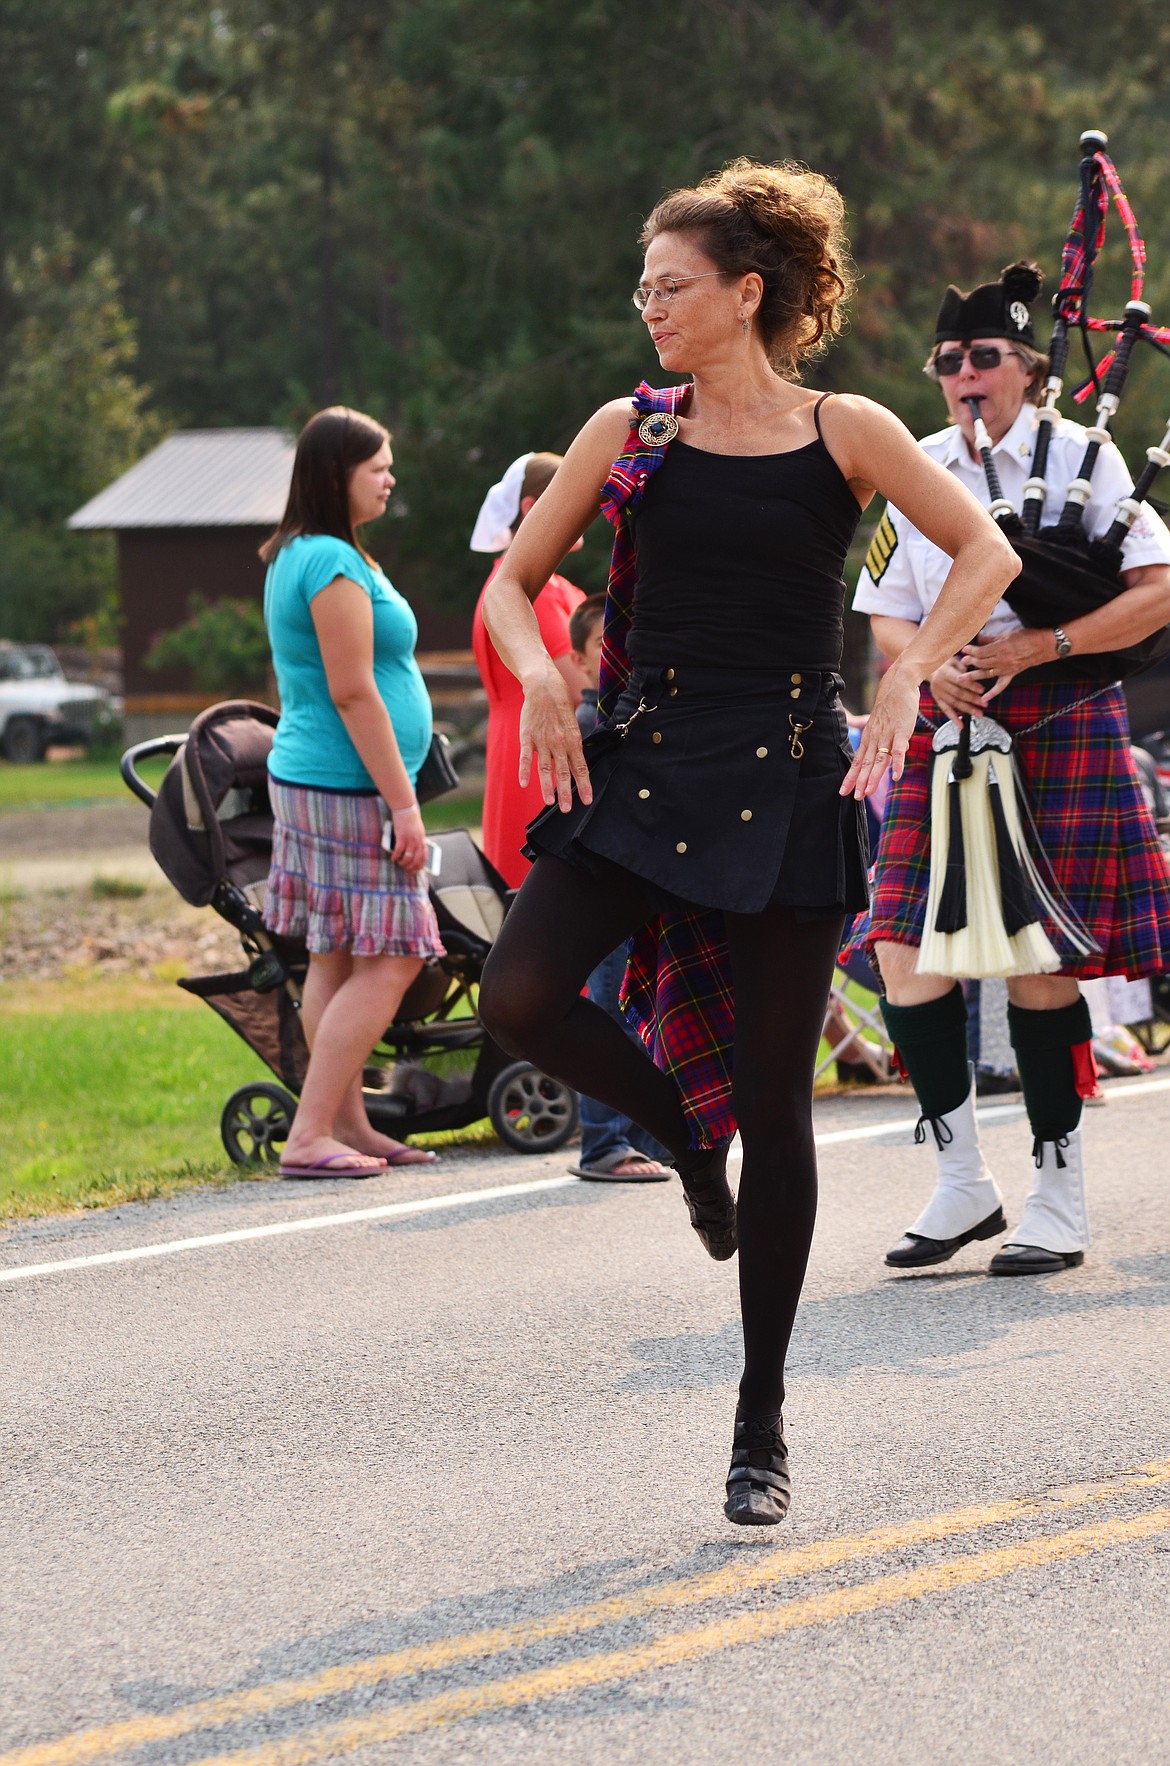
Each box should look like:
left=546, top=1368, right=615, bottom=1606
left=1009, top=300, right=1029, bottom=330
left=637, top=412, right=680, bottom=448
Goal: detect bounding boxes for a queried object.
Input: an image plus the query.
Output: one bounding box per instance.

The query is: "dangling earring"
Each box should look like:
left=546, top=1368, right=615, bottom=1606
left=740, top=314, right=749, bottom=337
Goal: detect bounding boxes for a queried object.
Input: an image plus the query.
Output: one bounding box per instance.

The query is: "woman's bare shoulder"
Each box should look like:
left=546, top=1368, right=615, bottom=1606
left=818, top=392, right=924, bottom=482
left=577, top=397, right=639, bottom=445
left=822, top=392, right=912, bottom=437
left=557, top=398, right=640, bottom=484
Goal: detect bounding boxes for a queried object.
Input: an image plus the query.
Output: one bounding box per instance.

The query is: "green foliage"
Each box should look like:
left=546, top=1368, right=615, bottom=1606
left=143, top=592, right=271, bottom=694
left=5, top=1, right=1170, bottom=631
left=0, top=235, right=162, bottom=639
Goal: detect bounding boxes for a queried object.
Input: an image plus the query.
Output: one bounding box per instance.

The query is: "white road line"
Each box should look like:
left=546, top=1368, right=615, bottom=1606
left=2, top=1077, right=1167, bottom=1287
left=0, top=1177, right=579, bottom=1285
left=803, top=1074, right=1170, bottom=1148
left=811, top=1097, right=1027, bottom=1147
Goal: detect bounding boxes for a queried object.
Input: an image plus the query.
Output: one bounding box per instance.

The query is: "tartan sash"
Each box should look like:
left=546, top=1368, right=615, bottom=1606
left=601, top=382, right=737, bottom=1149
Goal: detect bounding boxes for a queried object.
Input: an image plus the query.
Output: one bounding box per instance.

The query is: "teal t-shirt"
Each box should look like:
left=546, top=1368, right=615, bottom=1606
left=264, top=533, right=432, bottom=791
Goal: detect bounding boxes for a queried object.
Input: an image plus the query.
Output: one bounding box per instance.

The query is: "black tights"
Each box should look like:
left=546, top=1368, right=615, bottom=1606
left=479, top=856, right=843, bottom=1418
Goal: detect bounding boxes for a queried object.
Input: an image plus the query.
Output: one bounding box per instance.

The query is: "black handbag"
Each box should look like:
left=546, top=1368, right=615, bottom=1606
left=415, top=731, right=460, bottom=804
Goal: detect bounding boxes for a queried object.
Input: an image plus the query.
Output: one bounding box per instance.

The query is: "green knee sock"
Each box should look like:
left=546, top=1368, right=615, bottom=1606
left=880, top=984, right=970, bottom=1119
left=1007, top=996, right=1094, bottom=1142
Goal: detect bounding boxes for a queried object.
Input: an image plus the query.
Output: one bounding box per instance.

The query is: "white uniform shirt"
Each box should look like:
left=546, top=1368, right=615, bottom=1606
left=853, top=402, right=1170, bottom=636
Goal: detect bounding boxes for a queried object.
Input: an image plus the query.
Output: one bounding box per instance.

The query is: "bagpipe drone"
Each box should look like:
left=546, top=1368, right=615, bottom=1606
left=919, top=128, right=1170, bottom=980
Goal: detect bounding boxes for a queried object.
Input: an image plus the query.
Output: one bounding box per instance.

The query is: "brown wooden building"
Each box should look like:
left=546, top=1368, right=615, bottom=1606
left=68, top=429, right=479, bottom=742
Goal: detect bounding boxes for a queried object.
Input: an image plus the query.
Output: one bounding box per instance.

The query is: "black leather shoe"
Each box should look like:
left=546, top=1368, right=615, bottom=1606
left=674, top=1145, right=737, bottom=1261
left=724, top=1416, right=791, bottom=1526
left=885, top=1206, right=1007, bottom=1269
left=975, top=1069, right=1020, bottom=1098
left=988, top=1242, right=1085, bottom=1276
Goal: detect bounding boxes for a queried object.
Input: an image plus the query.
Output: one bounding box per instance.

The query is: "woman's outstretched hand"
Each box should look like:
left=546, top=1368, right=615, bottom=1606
left=518, top=663, right=593, bottom=812
left=839, top=662, right=921, bottom=800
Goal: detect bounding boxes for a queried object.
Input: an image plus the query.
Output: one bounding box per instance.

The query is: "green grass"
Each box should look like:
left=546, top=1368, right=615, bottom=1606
left=0, top=981, right=277, bottom=1217
left=416, top=788, right=484, bottom=831
left=0, top=755, right=170, bottom=812
left=0, top=754, right=483, bottom=828
left=0, top=975, right=498, bottom=1220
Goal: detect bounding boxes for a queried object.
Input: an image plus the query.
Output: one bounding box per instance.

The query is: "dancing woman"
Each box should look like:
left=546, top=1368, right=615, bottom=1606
left=478, top=160, right=1019, bottom=1524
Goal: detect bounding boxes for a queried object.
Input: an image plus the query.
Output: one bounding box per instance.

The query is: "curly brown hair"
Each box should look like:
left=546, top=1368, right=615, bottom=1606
left=640, top=159, right=855, bottom=377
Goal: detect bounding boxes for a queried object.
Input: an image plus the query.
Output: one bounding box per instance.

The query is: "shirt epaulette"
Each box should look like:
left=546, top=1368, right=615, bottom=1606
left=864, top=510, right=899, bottom=583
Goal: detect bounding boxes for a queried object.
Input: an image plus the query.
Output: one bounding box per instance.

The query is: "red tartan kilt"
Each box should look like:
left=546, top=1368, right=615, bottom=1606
left=858, top=680, right=1170, bottom=980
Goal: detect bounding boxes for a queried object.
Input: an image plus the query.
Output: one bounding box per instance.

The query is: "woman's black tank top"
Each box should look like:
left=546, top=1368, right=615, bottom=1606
left=627, top=397, right=863, bottom=672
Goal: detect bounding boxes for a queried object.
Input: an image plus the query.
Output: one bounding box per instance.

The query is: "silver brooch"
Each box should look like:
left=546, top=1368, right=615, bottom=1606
left=637, top=412, right=679, bottom=448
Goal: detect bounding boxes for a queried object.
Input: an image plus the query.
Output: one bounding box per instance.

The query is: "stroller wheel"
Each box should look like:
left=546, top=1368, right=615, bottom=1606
left=487, top=1061, right=579, bottom=1154
left=221, top=1082, right=297, bottom=1165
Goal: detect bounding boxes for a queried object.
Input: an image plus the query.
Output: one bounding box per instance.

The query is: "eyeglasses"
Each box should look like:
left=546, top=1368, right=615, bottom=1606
left=632, top=272, right=724, bottom=311
left=934, top=344, right=1015, bottom=376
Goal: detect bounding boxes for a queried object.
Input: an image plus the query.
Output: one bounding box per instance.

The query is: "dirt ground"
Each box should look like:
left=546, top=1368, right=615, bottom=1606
left=1, top=801, right=148, bottom=856
left=0, top=887, right=242, bottom=985
left=1, top=800, right=240, bottom=984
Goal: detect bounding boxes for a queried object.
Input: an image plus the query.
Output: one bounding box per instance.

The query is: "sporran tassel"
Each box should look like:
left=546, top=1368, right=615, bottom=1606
left=986, top=760, right=1040, bottom=935
left=933, top=762, right=969, bottom=933
left=917, top=717, right=1065, bottom=978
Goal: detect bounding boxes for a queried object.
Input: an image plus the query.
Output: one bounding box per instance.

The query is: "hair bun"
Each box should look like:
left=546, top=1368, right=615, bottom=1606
left=1001, top=259, right=1044, bottom=305
left=641, top=158, right=854, bottom=376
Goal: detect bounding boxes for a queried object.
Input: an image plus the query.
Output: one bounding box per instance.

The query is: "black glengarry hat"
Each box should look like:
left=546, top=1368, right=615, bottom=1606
left=934, top=260, right=1044, bottom=345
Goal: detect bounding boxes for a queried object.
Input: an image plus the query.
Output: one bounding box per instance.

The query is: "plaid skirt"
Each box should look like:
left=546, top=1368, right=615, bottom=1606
left=853, top=680, right=1170, bottom=980
left=264, top=778, right=444, bottom=959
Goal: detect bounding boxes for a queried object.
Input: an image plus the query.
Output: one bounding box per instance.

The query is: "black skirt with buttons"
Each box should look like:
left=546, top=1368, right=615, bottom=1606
left=524, top=663, right=870, bottom=919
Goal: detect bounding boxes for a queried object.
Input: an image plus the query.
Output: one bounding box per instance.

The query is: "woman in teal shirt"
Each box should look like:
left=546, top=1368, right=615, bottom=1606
left=261, top=406, right=443, bottom=1177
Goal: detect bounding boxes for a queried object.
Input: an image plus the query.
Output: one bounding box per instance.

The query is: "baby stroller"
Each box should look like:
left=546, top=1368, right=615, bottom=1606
left=120, top=700, right=578, bottom=1165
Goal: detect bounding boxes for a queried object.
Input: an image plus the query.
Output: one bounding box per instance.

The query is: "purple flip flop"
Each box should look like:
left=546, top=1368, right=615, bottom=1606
left=279, top=1151, right=389, bottom=1180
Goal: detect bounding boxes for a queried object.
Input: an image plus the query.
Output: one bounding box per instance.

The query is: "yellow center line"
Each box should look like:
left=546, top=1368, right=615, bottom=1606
left=5, top=1461, right=1169, bottom=1766
left=182, top=1507, right=1170, bottom=1766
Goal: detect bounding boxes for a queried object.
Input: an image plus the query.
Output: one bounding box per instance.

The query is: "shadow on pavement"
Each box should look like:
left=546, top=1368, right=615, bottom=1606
left=622, top=1252, right=1170, bottom=1391
left=108, top=1534, right=774, bottom=1744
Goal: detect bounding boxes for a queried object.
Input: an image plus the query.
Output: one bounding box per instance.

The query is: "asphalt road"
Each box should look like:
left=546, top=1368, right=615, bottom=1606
left=3, top=1078, right=1169, bottom=1766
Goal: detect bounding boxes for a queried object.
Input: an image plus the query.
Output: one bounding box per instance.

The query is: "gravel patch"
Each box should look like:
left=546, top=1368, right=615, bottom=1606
left=0, top=886, right=241, bottom=985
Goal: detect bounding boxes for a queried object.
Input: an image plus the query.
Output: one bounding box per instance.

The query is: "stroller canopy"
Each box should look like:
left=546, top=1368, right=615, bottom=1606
left=150, top=700, right=278, bottom=906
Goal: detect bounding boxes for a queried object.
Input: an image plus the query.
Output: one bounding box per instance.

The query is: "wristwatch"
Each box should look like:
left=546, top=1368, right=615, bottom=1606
left=1053, top=625, right=1073, bottom=659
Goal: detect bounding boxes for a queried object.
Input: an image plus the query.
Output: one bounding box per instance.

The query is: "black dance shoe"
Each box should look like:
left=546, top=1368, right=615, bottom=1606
left=673, top=1145, right=737, bottom=1261
left=885, top=1206, right=1007, bottom=1269
left=988, top=1242, right=1085, bottom=1276
left=724, top=1416, right=791, bottom=1526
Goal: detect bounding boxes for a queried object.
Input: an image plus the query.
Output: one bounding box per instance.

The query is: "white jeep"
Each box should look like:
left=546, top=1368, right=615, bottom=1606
left=0, top=642, right=112, bottom=763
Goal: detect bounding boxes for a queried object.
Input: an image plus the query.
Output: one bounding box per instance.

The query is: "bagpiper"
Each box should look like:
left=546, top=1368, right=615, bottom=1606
left=853, top=257, right=1170, bottom=1275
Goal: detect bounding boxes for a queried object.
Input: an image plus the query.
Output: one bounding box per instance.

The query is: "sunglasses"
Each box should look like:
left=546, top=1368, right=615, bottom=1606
left=935, top=344, right=1015, bottom=376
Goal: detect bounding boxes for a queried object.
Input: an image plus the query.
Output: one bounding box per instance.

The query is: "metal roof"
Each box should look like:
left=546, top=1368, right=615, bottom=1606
left=67, top=428, right=295, bottom=530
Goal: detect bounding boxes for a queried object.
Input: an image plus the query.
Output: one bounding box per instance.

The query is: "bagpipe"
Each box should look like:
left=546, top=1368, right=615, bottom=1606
left=919, top=129, right=1170, bottom=980
left=986, top=129, right=1170, bottom=681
